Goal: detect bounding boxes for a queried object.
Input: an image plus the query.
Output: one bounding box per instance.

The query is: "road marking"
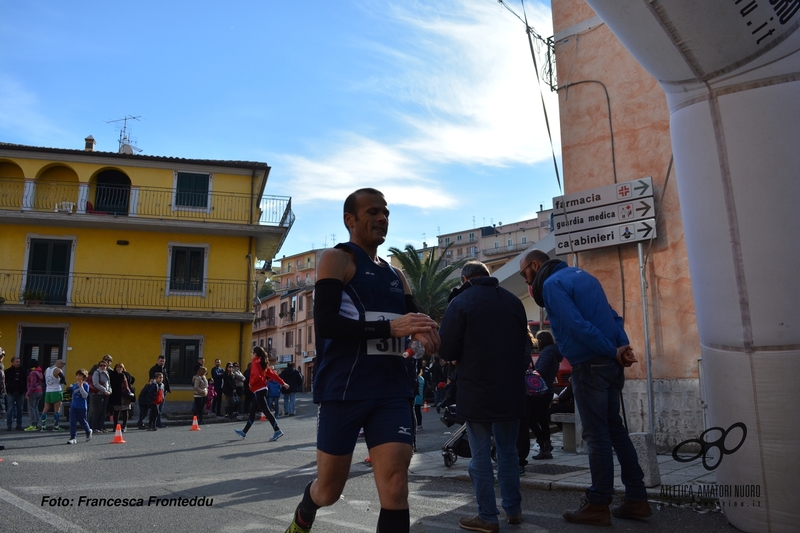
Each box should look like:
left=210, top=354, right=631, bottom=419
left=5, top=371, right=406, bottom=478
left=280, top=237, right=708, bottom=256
left=0, top=487, right=88, bottom=533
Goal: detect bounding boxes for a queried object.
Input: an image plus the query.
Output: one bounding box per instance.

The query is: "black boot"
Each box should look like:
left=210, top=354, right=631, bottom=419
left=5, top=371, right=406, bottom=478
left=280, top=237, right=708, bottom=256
left=533, top=440, right=553, bottom=460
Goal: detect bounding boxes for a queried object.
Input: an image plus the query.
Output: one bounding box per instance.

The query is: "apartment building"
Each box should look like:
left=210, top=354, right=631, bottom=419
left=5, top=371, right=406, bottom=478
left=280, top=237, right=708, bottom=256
left=437, top=208, right=552, bottom=273
left=252, top=249, right=322, bottom=390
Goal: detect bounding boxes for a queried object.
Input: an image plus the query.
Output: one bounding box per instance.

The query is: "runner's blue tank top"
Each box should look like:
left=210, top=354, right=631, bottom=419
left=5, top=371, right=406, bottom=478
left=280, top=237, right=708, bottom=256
left=313, top=242, right=414, bottom=402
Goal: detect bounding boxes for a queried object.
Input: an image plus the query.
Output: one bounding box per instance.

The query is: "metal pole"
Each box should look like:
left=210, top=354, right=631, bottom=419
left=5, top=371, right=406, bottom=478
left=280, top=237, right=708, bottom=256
left=637, top=243, right=655, bottom=435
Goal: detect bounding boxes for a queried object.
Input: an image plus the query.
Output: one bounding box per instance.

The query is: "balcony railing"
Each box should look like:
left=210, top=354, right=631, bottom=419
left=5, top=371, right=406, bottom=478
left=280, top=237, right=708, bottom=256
left=298, top=261, right=315, bottom=271
left=0, top=270, right=249, bottom=311
left=0, top=178, right=293, bottom=227
left=254, top=316, right=277, bottom=329
left=482, top=242, right=530, bottom=256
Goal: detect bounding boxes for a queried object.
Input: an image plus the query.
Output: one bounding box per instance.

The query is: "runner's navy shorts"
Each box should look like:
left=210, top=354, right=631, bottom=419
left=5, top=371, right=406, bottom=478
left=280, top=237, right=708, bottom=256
left=317, top=397, right=413, bottom=456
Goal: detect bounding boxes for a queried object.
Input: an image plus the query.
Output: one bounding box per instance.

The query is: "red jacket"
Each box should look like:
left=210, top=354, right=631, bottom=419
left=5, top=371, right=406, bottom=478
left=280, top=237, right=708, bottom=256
left=249, top=359, right=286, bottom=393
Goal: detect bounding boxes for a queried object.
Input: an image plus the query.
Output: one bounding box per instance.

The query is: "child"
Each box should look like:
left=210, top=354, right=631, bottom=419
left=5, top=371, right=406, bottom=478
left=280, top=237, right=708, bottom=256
left=68, top=369, right=92, bottom=444
left=137, top=377, right=155, bottom=430
left=146, top=373, right=166, bottom=431
left=205, top=381, right=216, bottom=415
left=267, top=378, right=282, bottom=417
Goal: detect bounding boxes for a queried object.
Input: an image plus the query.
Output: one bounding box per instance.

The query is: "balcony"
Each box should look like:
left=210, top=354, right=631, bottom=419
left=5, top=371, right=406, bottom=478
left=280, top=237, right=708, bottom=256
left=253, top=316, right=277, bottom=330
left=298, top=261, right=315, bottom=271
left=0, top=269, right=253, bottom=321
left=482, top=242, right=531, bottom=256
left=0, top=178, right=294, bottom=259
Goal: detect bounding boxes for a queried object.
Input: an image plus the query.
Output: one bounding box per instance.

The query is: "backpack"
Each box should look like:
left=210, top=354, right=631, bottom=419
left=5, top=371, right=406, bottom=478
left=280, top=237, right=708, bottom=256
left=87, top=370, right=99, bottom=394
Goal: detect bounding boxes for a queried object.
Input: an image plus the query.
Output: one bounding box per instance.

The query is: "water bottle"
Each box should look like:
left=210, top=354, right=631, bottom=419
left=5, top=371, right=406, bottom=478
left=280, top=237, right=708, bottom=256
left=403, top=340, right=425, bottom=359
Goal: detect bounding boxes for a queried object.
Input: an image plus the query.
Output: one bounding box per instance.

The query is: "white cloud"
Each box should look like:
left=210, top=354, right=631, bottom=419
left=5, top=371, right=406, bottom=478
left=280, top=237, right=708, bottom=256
left=275, top=0, right=558, bottom=211
left=275, top=134, right=456, bottom=208
left=0, top=77, right=66, bottom=143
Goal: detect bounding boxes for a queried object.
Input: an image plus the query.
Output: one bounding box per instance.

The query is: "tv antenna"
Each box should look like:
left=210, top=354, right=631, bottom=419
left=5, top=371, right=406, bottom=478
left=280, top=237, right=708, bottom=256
left=107, top=115, right=142, bottom=154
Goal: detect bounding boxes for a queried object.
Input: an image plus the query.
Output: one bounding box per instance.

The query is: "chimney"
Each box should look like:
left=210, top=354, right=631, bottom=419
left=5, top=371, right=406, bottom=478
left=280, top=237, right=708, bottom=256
left=84, top=135, right=96, bottom=152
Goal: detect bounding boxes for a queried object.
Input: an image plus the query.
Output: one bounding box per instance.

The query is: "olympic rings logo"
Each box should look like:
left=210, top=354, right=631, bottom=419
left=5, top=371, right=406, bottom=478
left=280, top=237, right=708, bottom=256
left=672, top=422, right=747, bottom=471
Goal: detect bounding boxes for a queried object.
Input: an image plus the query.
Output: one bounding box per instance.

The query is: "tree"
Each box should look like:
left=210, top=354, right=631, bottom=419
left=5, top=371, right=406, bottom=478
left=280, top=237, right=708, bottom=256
left=258, top=281, right=275, bottom=299
left=388, top=244, right=466, bottom=324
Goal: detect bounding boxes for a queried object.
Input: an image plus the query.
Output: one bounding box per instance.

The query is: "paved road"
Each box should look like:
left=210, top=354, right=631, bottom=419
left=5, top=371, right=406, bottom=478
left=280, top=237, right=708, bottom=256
left=0, top=396, right=732, bottom=532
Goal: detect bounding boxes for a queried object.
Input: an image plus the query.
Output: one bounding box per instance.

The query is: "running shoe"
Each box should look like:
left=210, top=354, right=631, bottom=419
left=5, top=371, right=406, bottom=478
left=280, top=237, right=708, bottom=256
left=86, top=429, right=92, bottom=442
left=284, top=515, right=311, bottom=533
left=24, top=425, right=38, bottom=431
left=269, top=429, right=284, bottom=442
left=67, top=439, right=77, bottom=445
left=234, top=429, right=246, bottom=439
left=52, top=426, right=64, bottom=432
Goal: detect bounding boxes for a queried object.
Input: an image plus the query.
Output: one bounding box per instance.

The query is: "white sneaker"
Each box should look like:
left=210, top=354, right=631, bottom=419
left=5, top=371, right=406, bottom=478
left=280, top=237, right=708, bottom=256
left=86, top=429, right=93, bottom=442
left=67, top=439, right=77, bottom=444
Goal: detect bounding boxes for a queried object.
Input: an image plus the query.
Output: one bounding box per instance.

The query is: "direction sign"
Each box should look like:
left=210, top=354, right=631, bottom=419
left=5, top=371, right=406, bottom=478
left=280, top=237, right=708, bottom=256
left=552, top=177, right=653, bottom=212
left=554, top=219, right=657, bottom=254
left=552, top=197, right=655, bottom=235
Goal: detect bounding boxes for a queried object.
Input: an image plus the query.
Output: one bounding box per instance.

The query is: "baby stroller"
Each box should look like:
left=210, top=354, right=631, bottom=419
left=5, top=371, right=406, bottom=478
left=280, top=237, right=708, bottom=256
left=440, top=405, right=496, bottom=467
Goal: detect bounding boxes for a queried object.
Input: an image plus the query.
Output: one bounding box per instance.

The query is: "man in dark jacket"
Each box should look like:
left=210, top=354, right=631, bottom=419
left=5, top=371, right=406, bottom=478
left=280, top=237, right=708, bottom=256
left=5, top=356, right=27, bottom=431
left=439, top=261, right=529, bottom=533
left=148, top=355, right=171, bottom=428
left=279, top=362, right=303, bottom=416
left=520, top=249, right=649, bottom=526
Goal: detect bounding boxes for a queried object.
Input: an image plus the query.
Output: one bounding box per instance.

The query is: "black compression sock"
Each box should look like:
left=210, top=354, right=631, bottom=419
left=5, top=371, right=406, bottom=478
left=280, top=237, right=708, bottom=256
left=296, top=481, right=320, bottom=527
left=376, top=508, right=409, bottom=533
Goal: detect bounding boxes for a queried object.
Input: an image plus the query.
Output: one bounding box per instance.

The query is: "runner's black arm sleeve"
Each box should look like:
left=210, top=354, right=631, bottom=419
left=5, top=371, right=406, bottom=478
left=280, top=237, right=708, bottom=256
left=314, top=278, right=393, bottom=340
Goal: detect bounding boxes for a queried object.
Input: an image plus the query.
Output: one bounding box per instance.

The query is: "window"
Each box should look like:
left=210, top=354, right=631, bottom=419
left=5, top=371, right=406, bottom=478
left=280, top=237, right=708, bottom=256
left=169, top=245, right=206, bottom=292
left=469, top=246, right=476, bottom=256
left=469, top=233, right=475, bottom=242
left=285, top=330, right=294, bottom=348
left=307, top=325, right=313, bottom=344
left=164, top=337, right=202, bottom=385
left=494, top=242, right=499, bottom=249
left=457, top=235, right=462, bottom=242
left=26, top=238, right=72, bottom=304
left=175, top=172, right=211, bottom=208
left=522, top=236, right=527, bottom=244
left=445, top=237, right=450, bottom=245
left=298, top=327, right=303, bottom=347
left=507, top=239, right=513, bottom=247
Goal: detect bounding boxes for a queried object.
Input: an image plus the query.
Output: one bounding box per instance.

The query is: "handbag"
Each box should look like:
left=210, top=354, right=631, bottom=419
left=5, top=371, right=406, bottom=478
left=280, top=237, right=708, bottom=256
left=525, top=370, right=549, bottom=396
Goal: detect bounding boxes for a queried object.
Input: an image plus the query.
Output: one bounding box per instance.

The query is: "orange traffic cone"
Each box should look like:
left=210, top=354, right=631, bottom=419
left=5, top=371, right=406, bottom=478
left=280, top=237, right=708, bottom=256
left=190, top=416, right=201, bottom=431
left=110, top=424, right=126, bottom=444
left=422, top=401, right=430, bottom=413
left=260, top=412, right=267, bottom=421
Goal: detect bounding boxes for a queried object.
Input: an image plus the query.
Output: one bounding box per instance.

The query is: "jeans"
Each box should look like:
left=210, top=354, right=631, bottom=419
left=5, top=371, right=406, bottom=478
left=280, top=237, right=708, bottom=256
left=283, top=392, right=296, bottom=415
left=6, top=392, right=24, bottom=429
left=27, top=392, right=42, bottom=428
left=89, top=394, right=108, bottom=430
left=571, top=356, right=647, bottom=504
left=268, top=395, right=280, bottom=415
left=465, top=419, right=521, bottom=523
left=156, top=392, right=167, bottom=426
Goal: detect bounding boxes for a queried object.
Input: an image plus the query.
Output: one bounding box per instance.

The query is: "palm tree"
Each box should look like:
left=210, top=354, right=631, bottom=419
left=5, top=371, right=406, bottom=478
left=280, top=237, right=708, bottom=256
left=388, top=244, right=466, bottom=323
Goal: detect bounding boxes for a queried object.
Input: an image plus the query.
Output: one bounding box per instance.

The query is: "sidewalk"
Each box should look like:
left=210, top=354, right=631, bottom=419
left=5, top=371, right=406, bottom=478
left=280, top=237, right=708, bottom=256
left=409, top=426, right=717, bottom=501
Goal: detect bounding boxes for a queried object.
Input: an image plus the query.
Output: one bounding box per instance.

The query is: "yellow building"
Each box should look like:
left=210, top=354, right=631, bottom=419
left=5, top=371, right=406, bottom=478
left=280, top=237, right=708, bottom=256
left=0, top=140, right=293, bottom=407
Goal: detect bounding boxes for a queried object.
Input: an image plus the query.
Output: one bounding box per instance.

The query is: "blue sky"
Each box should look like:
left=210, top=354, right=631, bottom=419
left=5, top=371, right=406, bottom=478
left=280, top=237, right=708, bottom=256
left=0, top=0, right=561, bottom=260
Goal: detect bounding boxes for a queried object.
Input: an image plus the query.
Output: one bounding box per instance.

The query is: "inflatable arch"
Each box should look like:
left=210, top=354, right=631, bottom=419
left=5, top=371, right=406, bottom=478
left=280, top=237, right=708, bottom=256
left=579, top=2, right=799, bottom=531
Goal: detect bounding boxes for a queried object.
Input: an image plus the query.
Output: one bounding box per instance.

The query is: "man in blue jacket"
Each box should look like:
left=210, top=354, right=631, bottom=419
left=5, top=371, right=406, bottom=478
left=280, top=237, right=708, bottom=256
left=520, top=250, right=651, bottom=526
left=440, top=261, right=528, bottom=533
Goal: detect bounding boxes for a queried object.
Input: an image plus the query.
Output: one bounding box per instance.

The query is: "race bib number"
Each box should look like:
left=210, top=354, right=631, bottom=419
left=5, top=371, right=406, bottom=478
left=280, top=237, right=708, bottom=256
left=365, top=311, right=404, bottom=356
